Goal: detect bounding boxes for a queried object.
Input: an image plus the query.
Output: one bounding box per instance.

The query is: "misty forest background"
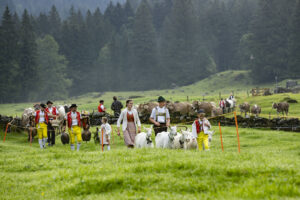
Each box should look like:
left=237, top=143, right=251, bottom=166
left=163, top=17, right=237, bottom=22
left=0, top=0, right=299, bottom=103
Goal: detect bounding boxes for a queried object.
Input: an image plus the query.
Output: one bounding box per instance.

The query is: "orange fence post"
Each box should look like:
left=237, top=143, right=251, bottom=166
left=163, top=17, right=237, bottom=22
left=101, top=128, right=104, bottom=152
left=3, top=123, right=10, bottom=142
left=218, top=122, right=224, bottom=152
left=234, top=111, right=241, bottom=153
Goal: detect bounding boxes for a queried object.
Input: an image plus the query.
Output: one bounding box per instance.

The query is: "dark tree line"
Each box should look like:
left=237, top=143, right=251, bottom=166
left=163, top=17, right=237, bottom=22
left=0, top=0, right=299, bottom=103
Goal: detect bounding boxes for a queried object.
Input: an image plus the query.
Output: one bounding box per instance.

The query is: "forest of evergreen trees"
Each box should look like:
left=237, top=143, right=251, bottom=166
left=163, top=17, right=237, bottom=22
left=0, top=0, right=299, bottom=103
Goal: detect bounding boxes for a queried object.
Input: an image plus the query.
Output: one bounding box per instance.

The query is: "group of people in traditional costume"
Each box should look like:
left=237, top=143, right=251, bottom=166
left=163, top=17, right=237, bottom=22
left=33, top=101, right=59, bottom=149
left=32, top=95, right=212, bottom=151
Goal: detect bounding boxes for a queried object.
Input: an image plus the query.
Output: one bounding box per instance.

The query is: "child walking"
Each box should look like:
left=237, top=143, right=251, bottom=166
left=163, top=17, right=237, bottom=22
left=100, top=117, right=111, bottom=151
left=192, top=109, right=212, bottom=151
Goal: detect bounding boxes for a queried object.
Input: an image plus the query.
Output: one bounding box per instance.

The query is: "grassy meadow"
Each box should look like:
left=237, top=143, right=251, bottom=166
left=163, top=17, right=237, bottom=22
left=1, top=70, right=300, bottom=199
left=0, top=125, right=300, bottom=200
left=1, top=70, right=300, bottom=118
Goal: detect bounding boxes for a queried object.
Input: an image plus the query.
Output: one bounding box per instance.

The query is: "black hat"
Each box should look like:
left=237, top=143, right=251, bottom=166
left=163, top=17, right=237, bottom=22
left=70, top=104, right=77, bottom=108
left=40, top=103, right=46, bottom=108
left=158, top=96, right=166, bottom=102
left=197, top=109, right=205, bottom=114
left=46, top=100, right=53, bottom=105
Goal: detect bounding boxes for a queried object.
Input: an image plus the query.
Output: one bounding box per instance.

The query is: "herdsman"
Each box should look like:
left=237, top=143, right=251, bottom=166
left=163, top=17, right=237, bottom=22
left=45, top=100, right=59, bottom=146
left=34, top=103, right=49, bottom=149
left=149, top=96, right=170, bottom=136
left=111, top=96, right=123, bottom=117
left=98, top=100, right=106, bottom=113
left=64, top=104, right=82, bottom=151
left=192, top=109, right=211, bottom=151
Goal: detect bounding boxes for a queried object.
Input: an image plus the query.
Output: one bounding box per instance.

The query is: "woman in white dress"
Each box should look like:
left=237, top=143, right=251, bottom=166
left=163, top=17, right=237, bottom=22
left=117, top=100, right=141, bottom=148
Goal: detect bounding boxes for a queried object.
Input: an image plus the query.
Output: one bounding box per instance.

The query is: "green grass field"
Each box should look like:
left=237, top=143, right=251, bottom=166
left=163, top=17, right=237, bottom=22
left=0, top=125, right=300, bottom=200
left=1, top=71, right=300, bottom=199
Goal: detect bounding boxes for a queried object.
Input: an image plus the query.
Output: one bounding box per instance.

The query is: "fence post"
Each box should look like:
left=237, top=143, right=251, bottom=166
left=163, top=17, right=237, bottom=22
left=3, top=123, right=10, bottom=142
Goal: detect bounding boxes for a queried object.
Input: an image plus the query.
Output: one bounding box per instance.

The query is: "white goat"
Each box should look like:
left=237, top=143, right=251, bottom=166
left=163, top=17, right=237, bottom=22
left=135, top=126, right=154, bottom=148
left=173, top=132, right=187, bottom=149
left=155, top=126, right=177, bottom=148
left=181, top=130, right=198, bottom=150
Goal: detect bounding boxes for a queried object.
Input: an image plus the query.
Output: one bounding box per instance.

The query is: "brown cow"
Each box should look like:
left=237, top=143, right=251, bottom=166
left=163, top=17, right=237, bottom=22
left=137, top=102, right=158, bottom=116
left=239, top=102, right=250, bottom=117
left=251, top=104, right=261, bottom=117
left=192, top=101, right=214, bottom=116
left=166, top=102, right=194, bottom=116
left=272, top=102, right=289, bottom=116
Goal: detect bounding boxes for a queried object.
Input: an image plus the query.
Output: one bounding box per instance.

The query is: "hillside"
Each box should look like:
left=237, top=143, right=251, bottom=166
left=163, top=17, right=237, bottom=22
left=0, top=70, right=299, bottom=118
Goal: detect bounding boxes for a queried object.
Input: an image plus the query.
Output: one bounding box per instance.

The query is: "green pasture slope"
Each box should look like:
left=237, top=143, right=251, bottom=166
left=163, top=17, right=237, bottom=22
left=0, top=125, right=300, bottom=199
left=1, top=70, right=300, bottom=118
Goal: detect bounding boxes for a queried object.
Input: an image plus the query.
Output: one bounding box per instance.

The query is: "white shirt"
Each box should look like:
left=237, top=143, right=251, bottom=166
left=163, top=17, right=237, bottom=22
left=48, top=107, right=59, bottom=115
left=150, top=106, right=170, bottom=123
left=71, top=112, right=79, bottom=126
left=65, top=112, right=81, bottom=126
left=40, top=111, right=45, bottom=123
left=33, top=110, right=45, bottom=123
left=100, top=123, right=112, bottom=145
left=100, top=123, right=112, bottom=136
left=100, top=105, right=105, bottom=110
left=48, top=107, right=59, bottom=119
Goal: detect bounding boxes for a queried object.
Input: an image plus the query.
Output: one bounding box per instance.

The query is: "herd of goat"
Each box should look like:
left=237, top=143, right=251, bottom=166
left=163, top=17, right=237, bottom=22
left=135, top=126, right=199, bottom=150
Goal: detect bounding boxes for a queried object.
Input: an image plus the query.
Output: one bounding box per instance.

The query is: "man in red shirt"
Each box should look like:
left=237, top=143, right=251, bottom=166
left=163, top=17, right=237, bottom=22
left=98, top=100, right=106, bottom=113
left=45, top=100, right=59, bottom=146
left=34, top=103, right=49, bottom=149
left=63, top=104, right=82, bottom=151
left=219, top=98, right=226, bottom=114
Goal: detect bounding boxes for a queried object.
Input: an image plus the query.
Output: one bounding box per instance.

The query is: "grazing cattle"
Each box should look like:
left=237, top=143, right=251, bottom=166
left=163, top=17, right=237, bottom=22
left=155, top=126, right=177, bottom=148
left=272, top=102, right=289, bottom=116
left=166, top=102, right=194, bottom=116
left=137, top=102, right=158, bottom=116
left=251, top=104, right=261, bottom=117
left=239, top=102, right=250, bottom=117
left=135, top=127, right=154, bottom=148
left=192, top=101, right=214, bottom=116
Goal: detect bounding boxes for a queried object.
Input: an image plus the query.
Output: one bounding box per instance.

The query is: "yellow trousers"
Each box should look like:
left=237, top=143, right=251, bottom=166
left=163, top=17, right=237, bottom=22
left=197, top=132, right=209, bottom=151
left=68, top=126, right=82, bottom=144
left=36, top=123, right=47, bottom=139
